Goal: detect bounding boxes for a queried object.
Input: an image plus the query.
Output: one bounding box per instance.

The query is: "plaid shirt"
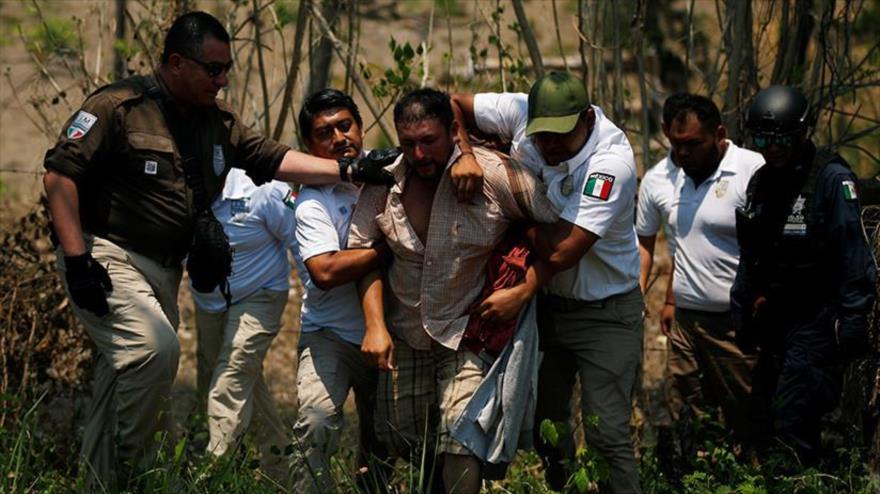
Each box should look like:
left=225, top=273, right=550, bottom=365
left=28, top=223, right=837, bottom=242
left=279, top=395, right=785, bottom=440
left=349, top=146, right=558, bottom=351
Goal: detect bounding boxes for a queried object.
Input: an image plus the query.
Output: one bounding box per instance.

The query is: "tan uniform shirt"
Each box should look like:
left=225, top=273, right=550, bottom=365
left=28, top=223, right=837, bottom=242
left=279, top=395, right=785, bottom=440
left=44, top=74, right=290, bottom=265
left=349, top=146, right=558, bottom=351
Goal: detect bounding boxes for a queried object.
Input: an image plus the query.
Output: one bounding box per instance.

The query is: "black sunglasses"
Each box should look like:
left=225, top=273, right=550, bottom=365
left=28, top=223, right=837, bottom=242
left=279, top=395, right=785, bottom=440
left=182, top=55, right=234, bottom=78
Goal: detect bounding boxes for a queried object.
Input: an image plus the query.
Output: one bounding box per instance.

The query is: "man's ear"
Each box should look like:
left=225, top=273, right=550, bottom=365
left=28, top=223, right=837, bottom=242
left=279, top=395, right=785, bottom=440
left=450, top=119, right=460, bottom=140
left=166, top=53, right=184, bottom=76
left=585, top=107, right=596, bottom=127
left=716, top=124, right=727, bottom=142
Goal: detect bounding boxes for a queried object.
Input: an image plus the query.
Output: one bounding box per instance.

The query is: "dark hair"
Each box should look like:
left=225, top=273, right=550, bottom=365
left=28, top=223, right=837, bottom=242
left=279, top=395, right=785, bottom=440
left=161, top=11, right=230, bottom=64
left=663, top=92, right=722, bottom=131
left=393, top=88, right=454, bottom=130
left=298, top=89, right=363, bottom=142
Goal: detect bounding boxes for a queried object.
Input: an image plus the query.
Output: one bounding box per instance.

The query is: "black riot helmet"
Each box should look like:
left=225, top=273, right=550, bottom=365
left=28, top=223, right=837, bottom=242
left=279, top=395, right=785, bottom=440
left=745, top=86, right=813, bottom=149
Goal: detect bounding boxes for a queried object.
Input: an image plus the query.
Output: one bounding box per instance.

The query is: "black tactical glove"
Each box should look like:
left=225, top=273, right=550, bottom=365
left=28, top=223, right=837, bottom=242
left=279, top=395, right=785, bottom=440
left=339, top=148, right=399, bottom=186
left=187, top=210, right=234, bottom=303
left=64, top=252, right=113, bottom=316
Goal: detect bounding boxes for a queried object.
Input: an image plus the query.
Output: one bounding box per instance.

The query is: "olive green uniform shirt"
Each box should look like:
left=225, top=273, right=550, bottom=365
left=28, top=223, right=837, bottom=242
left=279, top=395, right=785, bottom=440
left=44, top=74, right=290, bottom=265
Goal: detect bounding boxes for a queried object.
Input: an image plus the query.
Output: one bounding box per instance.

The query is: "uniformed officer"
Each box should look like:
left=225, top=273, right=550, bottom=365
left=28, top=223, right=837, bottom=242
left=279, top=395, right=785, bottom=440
left=648, top=94, right=765, bottom=445
left=452, top=71, right=644, bottom=494
left=42, top=11, right=396, bottom=490
left=732, top=85, right=877, bottom=464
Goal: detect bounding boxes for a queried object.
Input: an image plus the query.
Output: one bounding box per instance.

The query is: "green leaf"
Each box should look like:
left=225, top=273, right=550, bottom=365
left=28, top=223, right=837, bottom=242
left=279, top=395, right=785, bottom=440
left=574, top=467, right=589, bottom=493
left=539, top=419, right=559, bottom=447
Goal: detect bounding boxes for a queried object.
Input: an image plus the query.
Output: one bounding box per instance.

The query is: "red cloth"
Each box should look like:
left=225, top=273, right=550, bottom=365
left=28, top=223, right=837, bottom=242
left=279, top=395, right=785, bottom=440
left=461, top=229, right=532, bottom=359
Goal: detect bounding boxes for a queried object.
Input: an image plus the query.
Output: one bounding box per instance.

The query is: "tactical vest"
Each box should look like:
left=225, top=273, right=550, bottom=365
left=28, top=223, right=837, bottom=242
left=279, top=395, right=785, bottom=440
left=738, top=149, right=844, bottom=306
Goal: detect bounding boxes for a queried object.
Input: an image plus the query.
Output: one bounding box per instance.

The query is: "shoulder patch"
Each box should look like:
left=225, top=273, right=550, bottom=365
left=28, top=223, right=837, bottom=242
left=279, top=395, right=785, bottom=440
left=842, top=180, right=858, bottom=201
left=66, top=110, right=98, bottom=140
left=282, top=189, right=297, bottom=210
left=583, top=172, right=615, bottom=201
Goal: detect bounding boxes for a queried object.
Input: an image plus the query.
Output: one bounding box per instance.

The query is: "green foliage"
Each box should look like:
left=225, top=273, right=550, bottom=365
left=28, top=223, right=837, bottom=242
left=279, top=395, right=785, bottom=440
left=272, top=0, right=299, bottom=29
left=21, top=15, right=78, bottom=60
left=538, top=418, right=609, bottom=492
left=365, top=36, right=421, bottom=101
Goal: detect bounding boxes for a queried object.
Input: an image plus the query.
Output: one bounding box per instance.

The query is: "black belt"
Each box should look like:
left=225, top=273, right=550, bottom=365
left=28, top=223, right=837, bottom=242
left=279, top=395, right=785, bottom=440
left=544, top=287, right=640, bottom=312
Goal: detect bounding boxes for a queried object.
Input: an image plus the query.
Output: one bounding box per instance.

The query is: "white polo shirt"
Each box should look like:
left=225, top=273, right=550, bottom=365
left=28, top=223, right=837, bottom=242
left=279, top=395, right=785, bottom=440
left=291, top=182, right=365, bottom=345
left=668, top=141, right=764, bottom=312
left=637, top=155, right=679, bottom=255
left=191, top=168, right=294, bottom=313
left=474, top=93, right=640, bottom=301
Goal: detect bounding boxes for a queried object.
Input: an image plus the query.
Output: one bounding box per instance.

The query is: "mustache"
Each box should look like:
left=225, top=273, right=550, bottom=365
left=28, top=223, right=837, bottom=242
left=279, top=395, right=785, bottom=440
left=332, top=142, right=354, bottom=154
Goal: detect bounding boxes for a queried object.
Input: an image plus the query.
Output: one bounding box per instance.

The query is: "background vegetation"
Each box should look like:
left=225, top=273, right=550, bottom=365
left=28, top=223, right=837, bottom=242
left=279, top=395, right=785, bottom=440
left=0, top=0, right=878, bottom=492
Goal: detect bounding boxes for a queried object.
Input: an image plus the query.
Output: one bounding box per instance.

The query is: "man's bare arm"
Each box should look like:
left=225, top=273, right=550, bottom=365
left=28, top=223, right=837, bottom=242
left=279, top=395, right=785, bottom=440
left=528, top=219, right=600, bottom=275
left=305, top=244, right=389, bottom=291
left=477, top=258, right=554, bottom=321
left=273, top=149, right=342, bottom=184
left=449, top=93, right=483, bottom=201
left=357, top=269, right=394, bottom=370
left=659, top=259, right=676, bottom=337
left=43, top=171, right=86, bottom=256
left=638, top=234, right=657, bottom=294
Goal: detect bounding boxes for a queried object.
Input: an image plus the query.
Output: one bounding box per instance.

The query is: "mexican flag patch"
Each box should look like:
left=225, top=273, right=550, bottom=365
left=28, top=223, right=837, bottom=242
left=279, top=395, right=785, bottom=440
left=282, top=189, right=297, bottom=210
left=842, top=180, right=858, bottom=201
left=583, top=172, right=615, bottom=201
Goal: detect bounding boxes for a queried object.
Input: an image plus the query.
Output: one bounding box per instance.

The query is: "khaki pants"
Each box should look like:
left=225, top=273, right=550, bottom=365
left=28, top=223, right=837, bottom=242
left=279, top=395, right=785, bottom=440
left=666, top=307, right=759, bottom=441
left=195, top=288, right=289, bottom=465
left=57, top=236, right=182, bottom=491
left=535, top=288, right=644, bottom=494
left=292, top=330, right=383, bottom=492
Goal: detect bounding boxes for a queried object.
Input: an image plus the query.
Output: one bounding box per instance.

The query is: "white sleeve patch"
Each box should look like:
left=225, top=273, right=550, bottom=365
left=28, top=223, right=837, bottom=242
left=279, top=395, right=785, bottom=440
left=66, top=110, right=98, bottom=140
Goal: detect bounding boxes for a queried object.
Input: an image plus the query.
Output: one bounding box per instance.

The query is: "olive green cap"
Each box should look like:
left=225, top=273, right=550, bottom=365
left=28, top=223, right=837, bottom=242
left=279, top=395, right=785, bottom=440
left=526, top=71, right=590, bottom=136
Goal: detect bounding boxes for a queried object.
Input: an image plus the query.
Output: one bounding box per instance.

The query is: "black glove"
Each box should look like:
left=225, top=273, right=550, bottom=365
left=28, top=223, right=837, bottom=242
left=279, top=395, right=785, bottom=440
left=187, top=211, right=234, bottom=300
left=64, top=253, right=113, bottom=316
left=339, top=148, right=399, bottom=186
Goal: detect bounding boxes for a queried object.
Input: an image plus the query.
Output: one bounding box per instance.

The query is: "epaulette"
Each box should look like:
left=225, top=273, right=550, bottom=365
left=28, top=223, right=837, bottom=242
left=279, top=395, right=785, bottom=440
left=84, top=76, right=146, bottom=107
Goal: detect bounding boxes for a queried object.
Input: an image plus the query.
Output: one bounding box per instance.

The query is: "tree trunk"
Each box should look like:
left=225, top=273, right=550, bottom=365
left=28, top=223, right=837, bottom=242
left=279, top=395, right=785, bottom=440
left=723, top=0, right=753, bottom=142
left=308, top=0, right=341, bottom=96
left=771, top=0, right=815, bottom=86
left=113, top=0, right=126, bottom=80
left=510, top=0, right=544, bottom=79
left=272, top=0, right=311, bottom=141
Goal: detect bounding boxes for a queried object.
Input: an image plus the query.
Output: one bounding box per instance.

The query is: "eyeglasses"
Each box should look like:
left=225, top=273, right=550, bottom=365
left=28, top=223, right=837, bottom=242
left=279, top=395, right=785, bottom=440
left=751, top=133, right=794, bottom=150
left=183, top=55, right=233, bottom=78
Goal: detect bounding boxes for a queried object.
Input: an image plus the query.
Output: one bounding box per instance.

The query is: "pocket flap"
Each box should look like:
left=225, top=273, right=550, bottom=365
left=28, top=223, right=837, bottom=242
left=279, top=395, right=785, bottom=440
left=128, top=132, right=174, bottom=153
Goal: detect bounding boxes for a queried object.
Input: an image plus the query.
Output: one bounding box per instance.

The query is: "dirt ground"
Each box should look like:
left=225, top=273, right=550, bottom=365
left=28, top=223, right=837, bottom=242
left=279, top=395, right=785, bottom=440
left=1, top=0, right=674, bottom=442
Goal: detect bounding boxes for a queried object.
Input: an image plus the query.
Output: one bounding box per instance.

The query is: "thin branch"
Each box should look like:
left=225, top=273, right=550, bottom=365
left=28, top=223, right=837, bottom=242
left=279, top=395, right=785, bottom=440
left=310, top=2, right=395, bottom=144
left=253, top=0, right=272, bottom=133
left=16, top=25, right=72, bottom=112
left=841, top=143, right=880, bottom=166
left=30, top=0, right=78, bottom=82
left=510, top=0, right=543, bottom=78
left=124, top=7, right=156, bottom=69
left=421, top=0, right=434, bottom=88
left=577, top=0, right=587, bottom=83
left=272, top=0, right=310, bottom=141
left=552, top=0, right=568, bottom=71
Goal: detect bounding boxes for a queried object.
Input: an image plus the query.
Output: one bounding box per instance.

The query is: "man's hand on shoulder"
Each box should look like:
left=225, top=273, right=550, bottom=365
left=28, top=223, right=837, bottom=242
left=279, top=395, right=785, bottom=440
left=451, top=151, right=484, bottom=202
